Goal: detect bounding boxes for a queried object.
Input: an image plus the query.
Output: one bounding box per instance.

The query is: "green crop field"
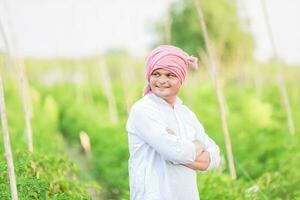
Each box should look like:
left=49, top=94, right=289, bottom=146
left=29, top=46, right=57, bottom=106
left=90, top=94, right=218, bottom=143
left=1, top=56, right=299, bottom=199
left=1, top=0, right=300, bottom=199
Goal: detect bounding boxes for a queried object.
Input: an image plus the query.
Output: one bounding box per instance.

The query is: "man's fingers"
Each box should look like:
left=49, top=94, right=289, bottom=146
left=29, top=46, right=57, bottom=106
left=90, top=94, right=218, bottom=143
left=193, top=140, right=205, bottom=155
left=195, top=151, right=210, bottom=162
left=165, top=128, right=175, bottom=135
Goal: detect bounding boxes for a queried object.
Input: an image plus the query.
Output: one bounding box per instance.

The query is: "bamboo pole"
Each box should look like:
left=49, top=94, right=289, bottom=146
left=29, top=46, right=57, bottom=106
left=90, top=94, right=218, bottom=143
left=97, top=58, right=118, bottom=124
left=261, top=0, right=295, bottom=135
left=0, top=17, right=13, bottom=70
left=75, top=60, right=94, bottom=104
left=164, top=6, right=172, bottom=44
left=193, top=0, right=237, bottom=179
left=0, top=75, right=19, bottom=200
left=0, top=13, right=34, bottom=151
left=15, top=59, right=33, bottom=152
left=79, top=131, right=91, bottom=154
left=120, top=60, right=136, bottom=113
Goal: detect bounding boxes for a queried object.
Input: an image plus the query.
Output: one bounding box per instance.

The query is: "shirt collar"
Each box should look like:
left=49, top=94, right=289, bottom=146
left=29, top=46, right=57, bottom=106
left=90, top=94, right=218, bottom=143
left=148, top=92, right=183, bottom=109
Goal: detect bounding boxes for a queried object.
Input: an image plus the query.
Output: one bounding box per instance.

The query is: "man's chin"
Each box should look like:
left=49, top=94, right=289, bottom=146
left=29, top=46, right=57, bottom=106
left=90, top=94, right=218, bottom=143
left=153, top=91, right=171, bottom=99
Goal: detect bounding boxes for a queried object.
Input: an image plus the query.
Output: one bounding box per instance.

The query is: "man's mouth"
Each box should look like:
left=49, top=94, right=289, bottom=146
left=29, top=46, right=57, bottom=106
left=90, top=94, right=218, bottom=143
left=156, top=85, right=169, bottom=89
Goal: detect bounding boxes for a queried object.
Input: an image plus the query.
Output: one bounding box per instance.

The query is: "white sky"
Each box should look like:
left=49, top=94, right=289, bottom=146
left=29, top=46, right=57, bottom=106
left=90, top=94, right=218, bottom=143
left=0, top=0, right=299, bottom=64
left=240, top=0, right=300, bottom=64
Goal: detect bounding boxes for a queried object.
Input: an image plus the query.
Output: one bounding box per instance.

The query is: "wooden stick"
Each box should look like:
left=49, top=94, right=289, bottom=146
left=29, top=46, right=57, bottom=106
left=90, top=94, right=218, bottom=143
left=193, top=0, right=237, bottom=179
left=261, top=0, right=295, bottom=135
left=164, top=6, right=172, bottom=44
left=15, top=58, right=33, bottom=151
left=79, top=131, right=91, bottom=154
left=120, top=62, right=135, bottom=114
left=0, top=75, right=19, bottom=200
left=0, top=14, right=33, bottom=151
left=98, top=59, right=118, bottom=124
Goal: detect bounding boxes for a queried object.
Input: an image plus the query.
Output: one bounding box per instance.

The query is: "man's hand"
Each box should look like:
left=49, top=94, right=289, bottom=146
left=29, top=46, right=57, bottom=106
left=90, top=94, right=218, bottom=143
left=165, top=127, right=210, bottom=171
left=184, top=141, right=210, bottom=171
left=165, top=128, right=205, bottom=155
left=182, top=137, right=210, bottom=171
left=183, top=150, right=211, bottom=171
left=192, top=140, right=205, bottom=156
left=165, top=128, right=176, bottom=135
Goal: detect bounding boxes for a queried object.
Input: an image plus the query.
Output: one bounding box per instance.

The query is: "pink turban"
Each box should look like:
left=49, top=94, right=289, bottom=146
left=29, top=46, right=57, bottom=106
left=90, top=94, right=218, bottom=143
left=143, top=45, right=198, bottom=95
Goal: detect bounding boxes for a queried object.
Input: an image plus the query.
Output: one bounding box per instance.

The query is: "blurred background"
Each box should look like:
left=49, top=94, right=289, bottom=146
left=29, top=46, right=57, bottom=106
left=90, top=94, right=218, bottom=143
left=0, top=0, right=299, bottom=199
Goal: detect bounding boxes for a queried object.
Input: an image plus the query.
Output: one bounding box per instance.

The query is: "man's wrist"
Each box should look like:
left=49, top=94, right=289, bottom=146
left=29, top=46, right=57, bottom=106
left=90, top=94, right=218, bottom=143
left=192, top=140, right=205, bottom=156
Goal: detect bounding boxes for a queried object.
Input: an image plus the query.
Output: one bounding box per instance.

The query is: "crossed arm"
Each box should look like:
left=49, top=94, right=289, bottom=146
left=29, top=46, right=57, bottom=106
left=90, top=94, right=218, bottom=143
left=166, top=128, right=211, bottom=171
left=183, top=141, right=211, bottom=171
left=127, top=106, right=219, bottom=171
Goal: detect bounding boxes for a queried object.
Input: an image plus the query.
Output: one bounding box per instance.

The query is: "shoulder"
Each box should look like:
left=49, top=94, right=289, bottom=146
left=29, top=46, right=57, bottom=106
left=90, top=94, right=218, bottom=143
left=130, top=95, right=152, bottom=112
left=129, top=94, right=160, bottom=117
left=126, top=97, right=148, bottom=131
left=126, top=95, right=163, bottom=130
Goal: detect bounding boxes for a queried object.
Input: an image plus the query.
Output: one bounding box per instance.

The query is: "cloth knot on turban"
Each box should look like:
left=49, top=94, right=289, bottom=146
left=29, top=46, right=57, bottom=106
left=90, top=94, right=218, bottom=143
left=143, top=45, right=198, bottom=95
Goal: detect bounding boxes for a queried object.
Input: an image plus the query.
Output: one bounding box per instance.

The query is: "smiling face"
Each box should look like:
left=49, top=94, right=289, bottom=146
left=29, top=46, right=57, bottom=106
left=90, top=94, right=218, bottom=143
left=149, top=68, right=182, bottom=106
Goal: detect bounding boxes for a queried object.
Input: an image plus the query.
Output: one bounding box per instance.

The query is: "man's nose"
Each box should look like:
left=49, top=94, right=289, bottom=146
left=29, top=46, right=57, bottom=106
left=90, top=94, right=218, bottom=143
left=157, top=75, right=167, bottom=84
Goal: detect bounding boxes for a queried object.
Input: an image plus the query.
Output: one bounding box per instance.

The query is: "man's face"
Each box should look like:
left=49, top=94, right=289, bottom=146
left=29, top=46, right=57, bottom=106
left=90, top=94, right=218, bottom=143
left=149, top=68, right=182, bottom=104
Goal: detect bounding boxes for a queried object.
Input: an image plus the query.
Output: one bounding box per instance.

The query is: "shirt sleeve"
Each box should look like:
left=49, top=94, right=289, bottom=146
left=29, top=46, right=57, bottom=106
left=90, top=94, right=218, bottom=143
left=192, top=113, right=221, bottom=170
left=126, top=105, right=197, bottom=164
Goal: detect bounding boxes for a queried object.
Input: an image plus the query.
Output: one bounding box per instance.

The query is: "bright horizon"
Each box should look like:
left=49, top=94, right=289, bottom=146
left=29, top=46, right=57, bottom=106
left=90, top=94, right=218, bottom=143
left=0, top=0, right=299, bottom=64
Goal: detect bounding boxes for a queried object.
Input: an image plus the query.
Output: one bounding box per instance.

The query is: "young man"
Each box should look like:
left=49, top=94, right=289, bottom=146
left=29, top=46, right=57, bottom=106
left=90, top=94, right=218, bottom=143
left=126, top=45, right=220, bottom=200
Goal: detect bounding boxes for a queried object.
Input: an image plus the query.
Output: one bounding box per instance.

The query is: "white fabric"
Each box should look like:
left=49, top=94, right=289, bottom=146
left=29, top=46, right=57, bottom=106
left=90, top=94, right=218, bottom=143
left=126, top=93, right=220, bottom=200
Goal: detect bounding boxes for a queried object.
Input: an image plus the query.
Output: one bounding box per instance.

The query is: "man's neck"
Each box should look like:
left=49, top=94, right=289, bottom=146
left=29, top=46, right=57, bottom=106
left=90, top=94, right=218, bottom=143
left=163, top=97, right=176, bottom=108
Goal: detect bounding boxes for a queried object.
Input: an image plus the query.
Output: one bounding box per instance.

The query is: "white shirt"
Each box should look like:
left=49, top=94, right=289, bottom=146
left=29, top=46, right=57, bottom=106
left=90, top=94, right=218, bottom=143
left=126, top=93, right=220, bottom=200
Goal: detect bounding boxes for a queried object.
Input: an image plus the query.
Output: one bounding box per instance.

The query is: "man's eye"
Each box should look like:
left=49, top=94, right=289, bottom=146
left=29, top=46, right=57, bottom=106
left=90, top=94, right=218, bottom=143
left=167, top=74, right=175, bottom=78
left=152, top=73, right=160, bottom=77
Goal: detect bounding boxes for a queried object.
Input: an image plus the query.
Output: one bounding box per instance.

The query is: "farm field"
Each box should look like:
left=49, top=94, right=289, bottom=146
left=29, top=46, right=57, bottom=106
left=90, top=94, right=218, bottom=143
left=1, top=56, right=299, bottom=199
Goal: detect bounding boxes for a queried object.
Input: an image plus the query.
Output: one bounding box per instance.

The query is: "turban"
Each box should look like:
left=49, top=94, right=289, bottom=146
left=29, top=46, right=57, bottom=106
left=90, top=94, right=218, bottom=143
left=143, top=45, right=198, bottom=95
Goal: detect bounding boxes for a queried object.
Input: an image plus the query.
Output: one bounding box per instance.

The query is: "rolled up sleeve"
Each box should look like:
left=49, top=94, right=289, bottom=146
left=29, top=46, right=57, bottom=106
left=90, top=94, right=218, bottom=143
left=126, top=105, right=196, bottom=164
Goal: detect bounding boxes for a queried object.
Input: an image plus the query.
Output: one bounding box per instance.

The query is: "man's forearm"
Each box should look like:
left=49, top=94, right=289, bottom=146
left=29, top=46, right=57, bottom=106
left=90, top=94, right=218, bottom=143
left=193, top=140, right=205, bottom=155
left=165, top=128, right=208, bottom=167
left=182, top=150, right=211, bottom=171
